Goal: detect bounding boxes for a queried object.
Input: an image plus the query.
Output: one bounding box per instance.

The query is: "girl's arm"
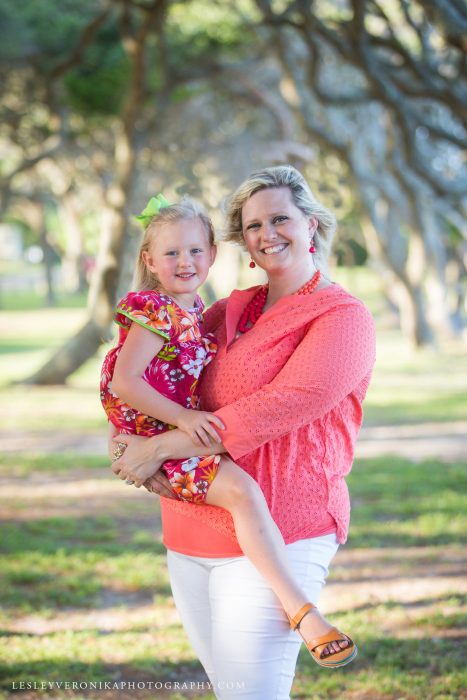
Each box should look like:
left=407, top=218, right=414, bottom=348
left=112, top=322, right=222, bottom=445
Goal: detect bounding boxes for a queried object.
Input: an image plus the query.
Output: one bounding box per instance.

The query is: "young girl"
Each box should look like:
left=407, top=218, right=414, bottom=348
left=101, top=195, right=356, bottom=668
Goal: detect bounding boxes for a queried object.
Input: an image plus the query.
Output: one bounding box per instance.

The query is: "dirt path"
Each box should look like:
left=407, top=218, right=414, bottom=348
left=2, top=421, right=466, bottom=460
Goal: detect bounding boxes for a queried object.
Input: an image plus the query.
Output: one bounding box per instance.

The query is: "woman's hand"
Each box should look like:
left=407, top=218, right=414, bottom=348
left=144, top=472, right=177, bottom=499
left=111, top=434, right=164, bottom=487
left=177, top=409, right=224, bottom=447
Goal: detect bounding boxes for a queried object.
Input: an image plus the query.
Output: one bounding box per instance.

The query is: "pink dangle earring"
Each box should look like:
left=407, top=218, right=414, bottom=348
left=309, top=241, right=316, bottom=253
left=249, top=259, right=256, bottom=268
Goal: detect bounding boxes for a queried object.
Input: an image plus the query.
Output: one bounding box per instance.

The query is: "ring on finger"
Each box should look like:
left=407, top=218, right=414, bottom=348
left=112, top=442, right=127, bottom=463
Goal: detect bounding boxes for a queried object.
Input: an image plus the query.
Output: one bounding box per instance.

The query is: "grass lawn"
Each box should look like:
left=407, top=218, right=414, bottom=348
left=0, top=272, right=466, bottom=699
left=0, top=453, right=465, bottom=699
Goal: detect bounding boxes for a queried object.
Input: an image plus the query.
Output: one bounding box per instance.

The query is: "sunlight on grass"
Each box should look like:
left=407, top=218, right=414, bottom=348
left=0, top=383, right=106, bottom=431
left=363, top=329, right=467, bottom=425
left=0, top=626, right=194, bottom=674
left=347, top=457, right=467, bottom=547
left=0, top=453, right=108, bottom=477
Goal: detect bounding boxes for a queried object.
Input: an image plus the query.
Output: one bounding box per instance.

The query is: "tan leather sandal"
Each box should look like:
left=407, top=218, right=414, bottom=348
left=288, top=602, right=358, bottom=668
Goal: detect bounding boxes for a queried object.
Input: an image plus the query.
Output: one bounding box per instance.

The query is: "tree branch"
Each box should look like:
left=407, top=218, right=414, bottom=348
left=50, top=5, right=113, bottom=78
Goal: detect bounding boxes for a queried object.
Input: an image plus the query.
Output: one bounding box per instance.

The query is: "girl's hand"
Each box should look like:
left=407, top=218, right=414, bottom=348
left=177, top=410, right=224, bottom=448
left=111, top=434, right=163, bottom=487
left=144, top=472, right=177, bottom=499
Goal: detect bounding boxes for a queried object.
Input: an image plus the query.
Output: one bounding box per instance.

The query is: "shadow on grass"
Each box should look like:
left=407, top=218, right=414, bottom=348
left=1, top=637, right=465, bottom=697
left=294, top=637, right=466, bottom=700
left=1, top=658, right=212, bottom=695
left=1, top=515, right=170, bottom=613
left=1, top=516, right=166, bottom=555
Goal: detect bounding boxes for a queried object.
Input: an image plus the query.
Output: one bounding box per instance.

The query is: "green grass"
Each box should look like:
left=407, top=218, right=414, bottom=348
left=0, top=453, right=108, bottom=477
left=0, top=287, right=88, bottom=311
left=1, top=453, right=466, bottom=697
left=1, top=270, right=466, bottom=699
left=0, top=513, right=169, bottom=618
left=363, top=331, right=467, bottom=425
left=347, top=457, right=467, bottom=547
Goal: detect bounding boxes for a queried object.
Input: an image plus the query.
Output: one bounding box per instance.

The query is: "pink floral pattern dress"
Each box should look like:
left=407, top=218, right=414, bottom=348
left=100, top=290, right=220, bottom=503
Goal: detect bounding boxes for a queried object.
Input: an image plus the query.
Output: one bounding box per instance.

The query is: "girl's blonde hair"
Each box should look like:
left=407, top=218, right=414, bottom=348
left=134, top=199, right=215, bottom=290
left=225, top=165, right=336, bottom=272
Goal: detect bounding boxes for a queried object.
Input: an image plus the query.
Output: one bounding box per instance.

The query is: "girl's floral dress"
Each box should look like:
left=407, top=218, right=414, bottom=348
left=100, top=290, right=220, bottom=504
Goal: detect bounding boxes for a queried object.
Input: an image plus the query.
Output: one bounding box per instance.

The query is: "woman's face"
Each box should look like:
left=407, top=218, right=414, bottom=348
left=242, top=187, right=317, bottom=275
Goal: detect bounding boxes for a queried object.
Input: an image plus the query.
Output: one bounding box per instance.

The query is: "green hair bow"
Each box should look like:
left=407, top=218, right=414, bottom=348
left=135, top=193, right=170, bottom=228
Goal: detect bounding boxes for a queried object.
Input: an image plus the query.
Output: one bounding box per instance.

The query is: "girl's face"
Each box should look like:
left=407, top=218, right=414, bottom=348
left=242, top=187, right=317, bottom=276
left=142, top=217, right=216, bottom=303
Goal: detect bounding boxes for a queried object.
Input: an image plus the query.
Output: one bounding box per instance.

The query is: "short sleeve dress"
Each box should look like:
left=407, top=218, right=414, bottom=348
left=100, top=290, right=220, bottom=503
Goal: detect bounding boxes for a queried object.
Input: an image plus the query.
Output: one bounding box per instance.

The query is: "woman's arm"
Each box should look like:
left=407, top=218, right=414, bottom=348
left=113, top=322, right=222, bottom=445
left=111, top=429, right=226, bottom=487
left=214, top=302, right=376, bottom=460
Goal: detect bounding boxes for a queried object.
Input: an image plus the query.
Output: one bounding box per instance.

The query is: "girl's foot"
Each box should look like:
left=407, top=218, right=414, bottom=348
left=287, top=603, right=356, bottom=667
left=295, top=605, right=349, bottom=657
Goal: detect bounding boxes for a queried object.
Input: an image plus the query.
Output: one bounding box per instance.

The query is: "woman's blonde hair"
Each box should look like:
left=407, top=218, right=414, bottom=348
left=225, top=165, right=336, bottom=272
left=134, top=199, right=215, bottom=290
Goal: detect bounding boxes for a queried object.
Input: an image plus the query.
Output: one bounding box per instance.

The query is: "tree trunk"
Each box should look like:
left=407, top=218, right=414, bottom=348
left=40, top=225, right=57, bottom=307
left=60, top=192, right=87, bottom=293
left=409, top=285, right=435, bottom=347
left=24, top=140, right=135, bottom=383
left=360, top=213, right=435, bottom=347
left=21, top=318, right=111, bottom=385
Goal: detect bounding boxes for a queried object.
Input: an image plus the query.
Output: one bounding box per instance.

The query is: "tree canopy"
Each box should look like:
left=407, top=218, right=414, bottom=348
left=0, top=0, right=465, bottom=382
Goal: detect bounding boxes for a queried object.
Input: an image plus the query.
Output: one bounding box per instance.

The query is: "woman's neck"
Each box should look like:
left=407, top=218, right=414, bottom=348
left=264, top=265, right=320, bottom=310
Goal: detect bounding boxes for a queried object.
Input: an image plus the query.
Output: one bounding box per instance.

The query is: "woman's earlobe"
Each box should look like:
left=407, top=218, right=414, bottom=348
left=309, top=216, right=318, bottom=234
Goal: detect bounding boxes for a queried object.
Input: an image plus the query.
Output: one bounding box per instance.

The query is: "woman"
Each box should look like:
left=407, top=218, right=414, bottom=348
left=111, top=165, right=376, bottom=699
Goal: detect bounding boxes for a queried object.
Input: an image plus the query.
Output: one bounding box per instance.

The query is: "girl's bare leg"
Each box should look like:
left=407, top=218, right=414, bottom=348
left=205, top=456, right=348, bottom=655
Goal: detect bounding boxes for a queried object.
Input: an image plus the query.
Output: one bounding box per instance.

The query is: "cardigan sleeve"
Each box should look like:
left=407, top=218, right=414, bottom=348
left=215, top=301, right=376, bottom=460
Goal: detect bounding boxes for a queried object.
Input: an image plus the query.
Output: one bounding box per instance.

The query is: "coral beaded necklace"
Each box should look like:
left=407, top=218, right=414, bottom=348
left=237, top=269, right=321, bottom=334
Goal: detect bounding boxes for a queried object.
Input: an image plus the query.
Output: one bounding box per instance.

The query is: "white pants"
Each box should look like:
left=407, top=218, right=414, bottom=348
left=167, top=533, right=339, bottom=700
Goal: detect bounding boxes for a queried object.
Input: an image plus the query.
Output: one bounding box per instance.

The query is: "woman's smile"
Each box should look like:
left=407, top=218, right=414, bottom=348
left=261, top=243, right=289, bottom=255
left=242, top=187, right=316, bottom=280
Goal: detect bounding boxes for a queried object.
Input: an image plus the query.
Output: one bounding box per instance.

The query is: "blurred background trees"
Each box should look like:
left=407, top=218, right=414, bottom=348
left=0, top=0, right=465, bottom=383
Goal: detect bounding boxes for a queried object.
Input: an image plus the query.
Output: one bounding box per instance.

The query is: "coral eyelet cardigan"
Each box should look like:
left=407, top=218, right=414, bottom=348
left=161, top=283, right=376, bottom=557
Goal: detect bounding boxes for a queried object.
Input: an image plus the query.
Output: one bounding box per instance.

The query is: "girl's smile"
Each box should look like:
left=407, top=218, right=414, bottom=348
left=142, top=218, right=216, bottom=308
